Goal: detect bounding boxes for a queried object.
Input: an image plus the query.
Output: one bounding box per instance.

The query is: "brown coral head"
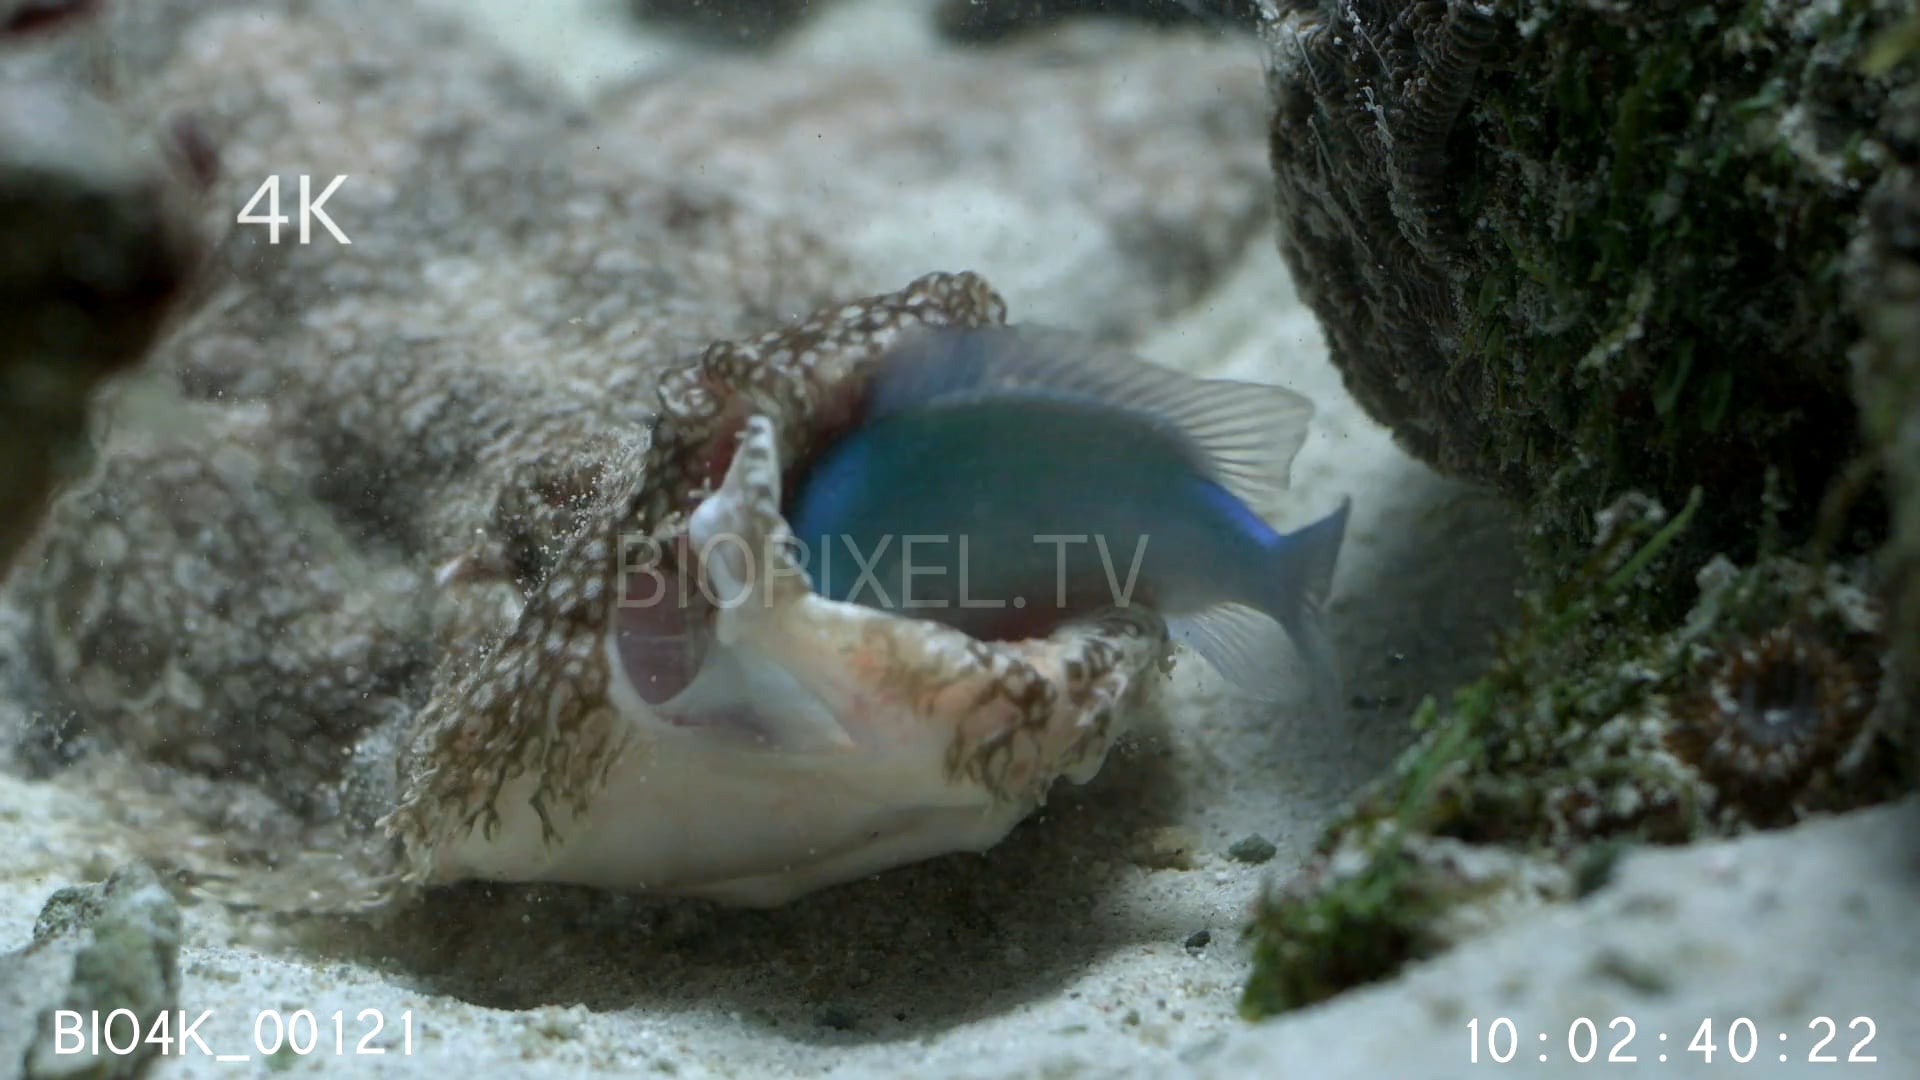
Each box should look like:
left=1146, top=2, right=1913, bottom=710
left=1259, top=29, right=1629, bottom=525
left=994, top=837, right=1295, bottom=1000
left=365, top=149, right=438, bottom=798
left=1671, top=625, right=1872, bottom=808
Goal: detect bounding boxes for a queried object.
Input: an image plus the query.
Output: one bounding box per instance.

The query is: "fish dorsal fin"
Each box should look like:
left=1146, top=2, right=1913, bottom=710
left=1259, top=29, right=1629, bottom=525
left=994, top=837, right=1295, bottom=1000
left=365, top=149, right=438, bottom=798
left=870, top=325, right=1314, bottom=507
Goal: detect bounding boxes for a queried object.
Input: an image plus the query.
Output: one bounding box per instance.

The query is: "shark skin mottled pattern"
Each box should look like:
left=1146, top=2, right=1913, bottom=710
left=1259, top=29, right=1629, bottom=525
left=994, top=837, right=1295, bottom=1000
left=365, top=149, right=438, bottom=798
left=1, top=0, right=1267, bottom=909
left=385, top=274, right=1174, bottom=905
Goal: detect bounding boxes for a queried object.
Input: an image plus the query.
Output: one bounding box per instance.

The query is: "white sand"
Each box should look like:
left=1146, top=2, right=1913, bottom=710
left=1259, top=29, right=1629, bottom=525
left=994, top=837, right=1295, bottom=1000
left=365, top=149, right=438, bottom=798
left=1198, top=796, right=1920, bottom=1080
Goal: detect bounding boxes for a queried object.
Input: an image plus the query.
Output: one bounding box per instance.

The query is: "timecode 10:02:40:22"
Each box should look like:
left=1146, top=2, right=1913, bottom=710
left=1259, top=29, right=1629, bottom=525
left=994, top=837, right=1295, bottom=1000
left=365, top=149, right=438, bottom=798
left=1466, top=1016, right=1879, bottom=1065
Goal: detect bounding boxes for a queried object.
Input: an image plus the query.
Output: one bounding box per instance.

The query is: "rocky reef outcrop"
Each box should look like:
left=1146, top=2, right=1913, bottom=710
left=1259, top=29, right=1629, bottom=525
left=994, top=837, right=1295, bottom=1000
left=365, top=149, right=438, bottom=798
left=1245, top=0, right=1919, bottom=1017
left=1264, top=0, right=1904, bottom=577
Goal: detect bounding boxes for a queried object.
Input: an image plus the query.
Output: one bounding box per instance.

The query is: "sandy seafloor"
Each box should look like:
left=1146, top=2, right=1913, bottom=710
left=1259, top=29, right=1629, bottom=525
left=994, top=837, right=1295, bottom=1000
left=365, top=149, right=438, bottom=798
left=1, top=1, right=1914, bottom=1077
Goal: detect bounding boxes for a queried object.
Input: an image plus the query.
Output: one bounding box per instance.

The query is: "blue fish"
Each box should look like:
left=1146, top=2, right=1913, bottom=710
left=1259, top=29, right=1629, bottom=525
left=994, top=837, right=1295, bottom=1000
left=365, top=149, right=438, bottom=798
left=784, top=325, right=1350, bottom=710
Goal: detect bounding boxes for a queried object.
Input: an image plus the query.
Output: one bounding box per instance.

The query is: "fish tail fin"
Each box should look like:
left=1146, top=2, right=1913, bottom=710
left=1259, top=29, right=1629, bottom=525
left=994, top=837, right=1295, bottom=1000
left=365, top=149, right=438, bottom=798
left=1278, top=496, right=1349, bottom=620
left=1164, top=497, right=1350, bottom=714
left=1269, top=496, right=1351, bottom=719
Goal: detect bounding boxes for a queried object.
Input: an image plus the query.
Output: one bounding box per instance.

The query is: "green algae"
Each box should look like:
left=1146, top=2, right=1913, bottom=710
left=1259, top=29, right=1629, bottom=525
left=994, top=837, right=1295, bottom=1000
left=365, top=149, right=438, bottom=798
left=1461, top=0, right=1902, bottom=592
left=1863, top=12, right=1920, bottom=73
left=1245, top=0, right=1917, bottom=1022
left=1243, top=494, right=1697, bottom=1018
left=1242, top=487, right=1905, bottom=1020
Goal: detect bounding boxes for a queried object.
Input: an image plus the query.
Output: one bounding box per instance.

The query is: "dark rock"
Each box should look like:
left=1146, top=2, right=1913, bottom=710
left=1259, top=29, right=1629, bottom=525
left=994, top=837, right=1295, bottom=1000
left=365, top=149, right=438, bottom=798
left=1226, top=833, right=1276, bottom=864
left=1257, top=0, right=1911, bottom=588
left=0, top=20, right=206, bottom=570
left=1, top=0, right=98, bottom=37
left=936, top=0, right=1262, bottom=42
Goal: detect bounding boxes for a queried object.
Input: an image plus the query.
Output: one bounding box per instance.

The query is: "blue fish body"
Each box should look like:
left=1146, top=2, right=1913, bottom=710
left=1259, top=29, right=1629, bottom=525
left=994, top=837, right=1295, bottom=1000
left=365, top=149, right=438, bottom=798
left=784, top=325, right=1350, bottom=709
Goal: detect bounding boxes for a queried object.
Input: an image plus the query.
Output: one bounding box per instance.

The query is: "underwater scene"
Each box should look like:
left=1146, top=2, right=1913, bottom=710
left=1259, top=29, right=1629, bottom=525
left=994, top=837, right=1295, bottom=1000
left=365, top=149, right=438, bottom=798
left=1, top=0, right=1915, bottom=1076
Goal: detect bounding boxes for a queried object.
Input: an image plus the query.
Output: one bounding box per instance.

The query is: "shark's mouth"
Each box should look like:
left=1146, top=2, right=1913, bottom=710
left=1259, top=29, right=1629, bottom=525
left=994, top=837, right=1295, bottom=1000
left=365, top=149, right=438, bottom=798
left=387, top=274, right=1175, bottom=903
left=610, top=413, right=1170, bottom=777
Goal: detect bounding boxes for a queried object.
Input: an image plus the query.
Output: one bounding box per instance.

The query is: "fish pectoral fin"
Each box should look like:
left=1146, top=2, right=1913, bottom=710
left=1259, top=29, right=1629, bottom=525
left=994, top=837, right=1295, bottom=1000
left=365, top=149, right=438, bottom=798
left=873, top=325, right=1314, bottom=508
left=1165, top=602, right=1300, bottom=702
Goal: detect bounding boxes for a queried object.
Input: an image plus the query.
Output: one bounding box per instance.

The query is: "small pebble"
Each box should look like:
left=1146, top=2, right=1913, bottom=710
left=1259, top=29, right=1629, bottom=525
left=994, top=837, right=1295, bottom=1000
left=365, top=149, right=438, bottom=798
left=1227, top=834, right=1277, bottom=865
left=1184, top=929, right=1211, bottom=950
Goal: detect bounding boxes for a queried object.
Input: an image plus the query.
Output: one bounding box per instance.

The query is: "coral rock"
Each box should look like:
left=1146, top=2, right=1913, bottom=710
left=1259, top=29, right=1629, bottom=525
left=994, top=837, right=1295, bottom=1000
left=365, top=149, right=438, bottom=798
left=1257, top=0, right=1911, bottom=574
